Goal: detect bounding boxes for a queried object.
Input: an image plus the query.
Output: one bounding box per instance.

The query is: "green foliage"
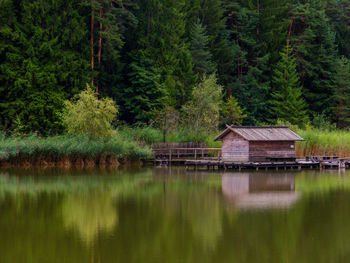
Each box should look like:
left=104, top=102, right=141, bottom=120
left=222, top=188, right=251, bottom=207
left=291, top=0, right=338, bottom=118
left=0, top=134, right=151, bottom=162
left=270, top=46, right=308, bottom=127
left=311, top=113, right=336, bottom=131
left=0, top=0, right=89, bottom=134
left=221, top=95, right=246, bottom=126
left=63, top=86, right=118, bottom=138
left=190, top=20, right=216, bottom=76
left=334, top=57, right=350, bottom=128
left=1, top=0, right=350, bottom=131
left=296, top=128, right=350, bottom=157
left=121, top=50, right=165, bottom=123
left=182, top=74, right=223, bottom=135
left=118, top=126, right=164, bottom=144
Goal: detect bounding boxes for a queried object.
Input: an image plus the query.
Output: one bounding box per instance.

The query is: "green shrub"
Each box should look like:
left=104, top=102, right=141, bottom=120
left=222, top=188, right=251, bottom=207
left=63, top=86, right=118, bottom=138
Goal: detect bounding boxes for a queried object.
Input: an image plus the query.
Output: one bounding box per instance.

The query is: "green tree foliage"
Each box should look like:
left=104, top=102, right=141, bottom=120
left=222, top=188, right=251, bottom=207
left=291, top=0, right=338, bottom=118
left=270, top=46, right=308, bottom=127
left=1, top=0, right=350, bottom=131
left=63, top=86, right=118, bottom=138
left=221, top=0, right=271, bottom=124
left=0, top=0, right=89, bottom=134
left=221, top=95, right=247, bottom=126
left=190, top=21, right=216, bottom=76
left=334, top=57, right=350, bottom=128
left=182, top=74, right=222, bottom=135
left=121, top=50, right=165, bottom=123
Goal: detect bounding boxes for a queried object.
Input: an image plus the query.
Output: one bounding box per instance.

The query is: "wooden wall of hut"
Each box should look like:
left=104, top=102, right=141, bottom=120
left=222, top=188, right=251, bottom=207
left=222, top=132, right=249, bottom=161
left=249, top=141, right=295, bottom=162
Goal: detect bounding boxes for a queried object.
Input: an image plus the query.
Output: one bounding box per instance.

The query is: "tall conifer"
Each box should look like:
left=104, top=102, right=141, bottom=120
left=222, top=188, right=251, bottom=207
left=270, top=46, right=308, bottom=127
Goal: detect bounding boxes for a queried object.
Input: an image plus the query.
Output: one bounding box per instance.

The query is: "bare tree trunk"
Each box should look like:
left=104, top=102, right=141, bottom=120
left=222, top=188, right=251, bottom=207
left=96, top=8, right=103, bottom=95
left=90, top=1, right=95, bottom=87
left=286, top=17, right=294, bottom=58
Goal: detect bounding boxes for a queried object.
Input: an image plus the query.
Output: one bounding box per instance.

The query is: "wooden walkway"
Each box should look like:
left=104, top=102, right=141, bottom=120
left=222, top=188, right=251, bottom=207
left=151, top=146, right=350, bottom=170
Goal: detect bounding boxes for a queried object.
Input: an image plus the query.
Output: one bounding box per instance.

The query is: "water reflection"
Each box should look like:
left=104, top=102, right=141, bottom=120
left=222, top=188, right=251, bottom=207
left=1, top=168, right=350, bottom=263
left=222, top=173, right=301, bottom=210
left=62, top=191, right=118, bottom=244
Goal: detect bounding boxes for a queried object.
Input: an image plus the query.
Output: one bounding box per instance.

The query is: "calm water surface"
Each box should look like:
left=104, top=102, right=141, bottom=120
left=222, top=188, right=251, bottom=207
left=1, top=167, right=350, bottom=263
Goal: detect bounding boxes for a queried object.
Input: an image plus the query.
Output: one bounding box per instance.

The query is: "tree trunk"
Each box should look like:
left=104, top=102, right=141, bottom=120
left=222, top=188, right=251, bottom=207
left=96, top=7, right=103, bottom=95
left=90, top=1, right=95, bottom=87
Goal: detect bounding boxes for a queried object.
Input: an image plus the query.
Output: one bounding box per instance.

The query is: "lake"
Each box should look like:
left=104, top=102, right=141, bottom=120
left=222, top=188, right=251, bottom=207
left=1, top=167, right=350, bottom=263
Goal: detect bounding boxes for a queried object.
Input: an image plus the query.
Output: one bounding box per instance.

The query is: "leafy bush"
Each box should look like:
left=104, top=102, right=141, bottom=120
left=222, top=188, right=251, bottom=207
left=63, top=86, right=118, bottom=138
left=182, top=74, right=222, bottom=135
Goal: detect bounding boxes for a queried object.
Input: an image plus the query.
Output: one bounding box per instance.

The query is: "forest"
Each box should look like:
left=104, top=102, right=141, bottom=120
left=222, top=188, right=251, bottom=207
left=1, top=0, right=350, bottom=137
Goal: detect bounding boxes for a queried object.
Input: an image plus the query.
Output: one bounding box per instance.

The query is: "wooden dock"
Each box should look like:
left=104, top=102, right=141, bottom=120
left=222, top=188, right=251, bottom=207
left=151, top=146, right=350, bottom=170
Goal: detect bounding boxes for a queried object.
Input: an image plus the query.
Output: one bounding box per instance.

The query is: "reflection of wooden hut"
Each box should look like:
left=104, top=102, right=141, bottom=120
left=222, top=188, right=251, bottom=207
left=222, top=173, right=300, bottom=210
left=214, top=126, right=304, bottom=162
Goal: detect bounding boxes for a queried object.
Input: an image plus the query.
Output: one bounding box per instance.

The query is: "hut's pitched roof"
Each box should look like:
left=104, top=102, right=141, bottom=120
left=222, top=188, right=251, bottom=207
left=214, top=126, right=304, bottom=142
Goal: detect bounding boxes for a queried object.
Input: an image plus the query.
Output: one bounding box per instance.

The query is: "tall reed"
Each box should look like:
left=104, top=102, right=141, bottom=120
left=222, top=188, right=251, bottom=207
left=0, top=134, right=152, bottom=166
left=296, top=129, right=350, bottom=157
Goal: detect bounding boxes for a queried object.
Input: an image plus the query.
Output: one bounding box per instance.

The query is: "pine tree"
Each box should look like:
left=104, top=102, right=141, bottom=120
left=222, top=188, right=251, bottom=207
left=334, top=57, right=350, bottom=128
left=270, top=46, right=308, bottom=127
left=218, top=0, right=271, bottom=124
left=121, top=50, right=166, bottom=123
left=0, top=0, right=90, bottom=134
left=291, top=0, right=338, bottom=118
left=190, top=21, right=216, bottom=76
left=221, top=95, right=247, bottom=125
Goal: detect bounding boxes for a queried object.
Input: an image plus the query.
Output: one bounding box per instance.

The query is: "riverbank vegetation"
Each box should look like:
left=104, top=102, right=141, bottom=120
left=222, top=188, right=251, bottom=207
left=2, top=0, right=350, bottom=161
left=0, top=134, right=151, bottom=168
left=2, top=0, right=350, bottom=132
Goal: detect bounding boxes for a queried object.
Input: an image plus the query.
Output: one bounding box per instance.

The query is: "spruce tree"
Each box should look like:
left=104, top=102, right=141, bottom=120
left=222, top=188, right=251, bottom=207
left=0, top=0, right=89, bottom=134
left=121, top=50, right=166, bottom=123
left=291, top=0, right=338, bottom=118
left=218, top=0, right=271, bottom=124
left=334, top=57, right=350, bottom=128
left=221, top=95, right=247, bottom=126
left=189, top=21, right=216, bottom=76
left=270, top=46, right=308, bottom=127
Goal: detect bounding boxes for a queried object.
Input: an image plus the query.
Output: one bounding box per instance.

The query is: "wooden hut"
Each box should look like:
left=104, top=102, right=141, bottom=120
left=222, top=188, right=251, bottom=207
left=214, top=126, right=304, bottom=162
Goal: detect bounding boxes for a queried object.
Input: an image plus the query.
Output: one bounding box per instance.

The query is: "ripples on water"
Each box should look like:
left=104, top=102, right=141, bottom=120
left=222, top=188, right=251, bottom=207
left=0, top=167, right=350, bottom=263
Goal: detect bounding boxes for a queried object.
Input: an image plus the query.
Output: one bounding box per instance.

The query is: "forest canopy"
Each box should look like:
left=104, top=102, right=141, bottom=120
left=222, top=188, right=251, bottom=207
left=1, top=0, right=350, bottom=135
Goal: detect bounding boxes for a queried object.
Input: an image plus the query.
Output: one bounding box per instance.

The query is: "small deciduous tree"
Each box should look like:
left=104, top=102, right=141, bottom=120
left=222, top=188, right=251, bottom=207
left=182, top=74, right=222, bottom=135
left=63, top=85, right=118, bottom=138
left=221, top=95, right=246, bottom=125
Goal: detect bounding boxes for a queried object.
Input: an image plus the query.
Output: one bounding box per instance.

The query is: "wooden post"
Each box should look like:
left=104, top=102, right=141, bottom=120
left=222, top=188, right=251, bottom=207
left=202, top=149, right=204, bottom=158
left=169, top=149, right=172, bottom=163
left=195, top=149, right=197, bottom=160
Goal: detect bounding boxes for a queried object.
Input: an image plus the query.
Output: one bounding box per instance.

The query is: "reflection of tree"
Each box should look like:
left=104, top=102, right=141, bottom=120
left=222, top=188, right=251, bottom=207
left=171, top=187, right=224, bottom=251
left=61, top=191, right=118, bottom=245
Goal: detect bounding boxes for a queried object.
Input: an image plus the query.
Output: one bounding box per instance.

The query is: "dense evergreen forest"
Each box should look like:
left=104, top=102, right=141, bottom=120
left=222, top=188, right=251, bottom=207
left=1, top=0, right=350, bottom=135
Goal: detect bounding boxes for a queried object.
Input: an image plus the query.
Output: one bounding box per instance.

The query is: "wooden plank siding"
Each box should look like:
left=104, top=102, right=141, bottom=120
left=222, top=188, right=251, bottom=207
left=222, top=132, right=249, bottom=161
left=249, top=141, right=295, bottom=161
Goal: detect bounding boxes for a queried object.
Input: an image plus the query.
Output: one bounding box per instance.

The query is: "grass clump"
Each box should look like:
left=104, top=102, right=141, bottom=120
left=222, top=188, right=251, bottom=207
left=296, top=129, right=350, bottom=157
left=0, top=134, right=152, bottom=166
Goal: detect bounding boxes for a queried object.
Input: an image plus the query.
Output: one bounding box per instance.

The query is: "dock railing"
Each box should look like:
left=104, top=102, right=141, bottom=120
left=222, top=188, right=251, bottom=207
left=152, top=147, right=222, bottom=161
